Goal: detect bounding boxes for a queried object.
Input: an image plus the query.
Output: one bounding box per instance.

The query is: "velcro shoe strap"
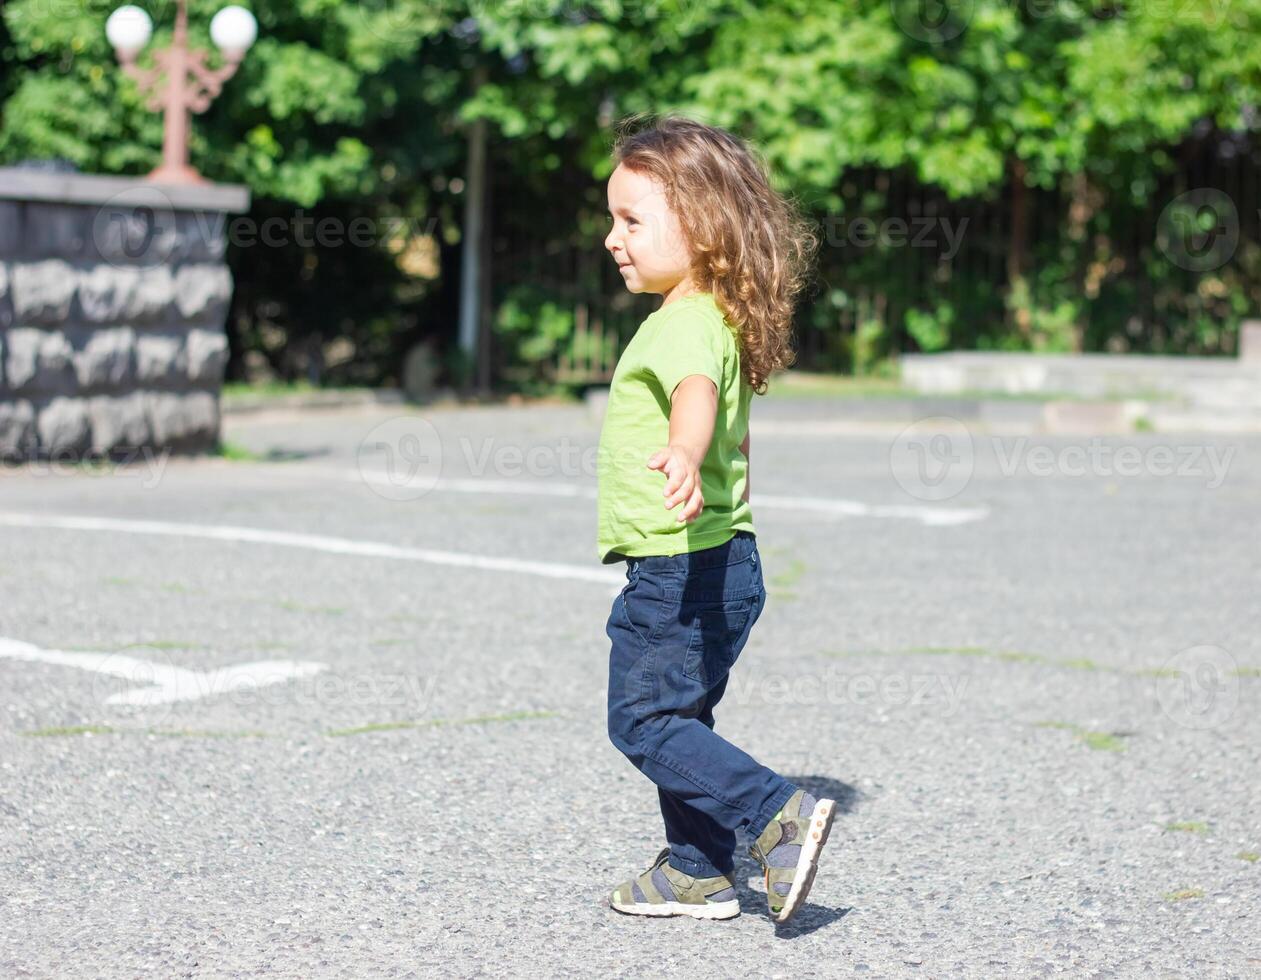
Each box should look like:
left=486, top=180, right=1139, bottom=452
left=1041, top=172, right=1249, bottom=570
left=637, top=867, right=665, bottom=904
left=766, top=865, right=797, bottom=890
left=752, top=812, right=803, bottom=863
left=632, top=847, right=673, bottom=904
left=663, top=866, right=722, bottom=906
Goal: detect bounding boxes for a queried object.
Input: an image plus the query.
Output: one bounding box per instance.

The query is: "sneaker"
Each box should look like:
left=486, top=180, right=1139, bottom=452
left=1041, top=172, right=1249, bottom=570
left=748, top=789, right=836, bottom=924
left=609, top=847, right=740, bottom=920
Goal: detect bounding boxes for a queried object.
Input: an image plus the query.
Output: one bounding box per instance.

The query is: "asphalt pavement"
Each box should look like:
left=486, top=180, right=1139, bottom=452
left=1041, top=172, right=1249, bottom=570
left=0, top=395, right=1258, bottom=977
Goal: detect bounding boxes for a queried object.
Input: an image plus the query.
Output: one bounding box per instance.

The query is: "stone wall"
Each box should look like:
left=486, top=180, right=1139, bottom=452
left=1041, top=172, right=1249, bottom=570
left=0, top=168, right=250, bottom=460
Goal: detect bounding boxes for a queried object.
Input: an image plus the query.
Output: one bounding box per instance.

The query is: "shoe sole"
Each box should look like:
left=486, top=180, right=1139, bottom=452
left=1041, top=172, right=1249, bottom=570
left=771, top=797, right=836, bottom=924
left=610, top=897, right=741, bottom=920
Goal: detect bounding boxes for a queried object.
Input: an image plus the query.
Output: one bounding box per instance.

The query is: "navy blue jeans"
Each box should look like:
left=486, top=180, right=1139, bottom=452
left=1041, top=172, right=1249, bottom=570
left=605, top=530, right=798, bottom=879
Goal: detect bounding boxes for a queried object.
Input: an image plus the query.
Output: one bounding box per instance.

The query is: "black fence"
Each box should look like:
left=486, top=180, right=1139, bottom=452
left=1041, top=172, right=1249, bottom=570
left=487, top=130, right=1260, bottom=385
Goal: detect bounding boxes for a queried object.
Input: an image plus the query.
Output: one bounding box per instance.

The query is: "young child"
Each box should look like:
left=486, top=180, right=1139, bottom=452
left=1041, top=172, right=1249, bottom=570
left=596, top=116, right=833, bottom=924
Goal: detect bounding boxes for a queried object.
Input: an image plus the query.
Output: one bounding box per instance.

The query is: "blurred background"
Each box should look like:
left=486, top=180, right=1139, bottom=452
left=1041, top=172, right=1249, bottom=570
left=2, top=0, right=1259, bottom=398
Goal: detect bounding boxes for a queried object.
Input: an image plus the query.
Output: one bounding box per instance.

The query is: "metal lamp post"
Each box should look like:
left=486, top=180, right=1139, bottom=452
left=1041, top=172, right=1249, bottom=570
left=106, top=2, right=258, bottom=185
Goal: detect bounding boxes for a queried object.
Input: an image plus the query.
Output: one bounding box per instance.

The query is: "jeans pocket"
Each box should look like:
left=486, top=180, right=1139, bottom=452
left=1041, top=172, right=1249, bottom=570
left=619, top=581, right=662, bottom=650
left=682, top=593, right=759, bottom=686
left=617, top=562, right=641, bottom=602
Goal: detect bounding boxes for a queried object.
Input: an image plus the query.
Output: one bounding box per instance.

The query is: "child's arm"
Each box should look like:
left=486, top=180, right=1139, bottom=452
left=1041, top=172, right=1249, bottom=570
left=646, top=375, right=717, bottom=524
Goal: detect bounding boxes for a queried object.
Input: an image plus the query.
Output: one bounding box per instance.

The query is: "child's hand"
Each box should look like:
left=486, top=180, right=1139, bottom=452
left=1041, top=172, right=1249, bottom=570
left=647, top=444, right=704, bottom=523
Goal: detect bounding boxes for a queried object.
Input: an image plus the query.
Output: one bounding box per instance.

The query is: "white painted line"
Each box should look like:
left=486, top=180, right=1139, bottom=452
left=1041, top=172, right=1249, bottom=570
left=0, top=511, right=625, bottom=587
left=0, top=635, right=326, bottom=706
left=753, top=493, right=988, bottom=527
left=344, top=468, right=988, bottom=526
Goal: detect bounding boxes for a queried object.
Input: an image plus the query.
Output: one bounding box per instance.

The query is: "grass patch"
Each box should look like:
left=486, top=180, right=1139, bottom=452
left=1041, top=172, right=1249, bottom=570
left=770, top=558, right=807, bottom=589
left=23, top=725, right=116, bottom=737
left=212, top=440, right=266, bottom=462
left=1236, top=851, right=1259, bottom=863
left=993, top=651, right=1044, bottom=663
left=326, top=721, right=418, bottom=737
left=764, top=374, right=908, bottom=400
left=762, top=372, right=1134, bottom=403
left=1033, top=720, right=1130, bottom=752
left=145, top=729, right=270, bottom=739
left=1164, top=821, right=1210, bottom=835
left=117, top=640, right=205, bottom=652
left=64, top=456, right=114, bottom=472
left=827, top=646, right=1044, bottom=665
left=1162, top=887, right=1204, bottom=903
left=1233, top=666, right=1261, bottom=677
left=209, top=440, right=314, bottom=464
left=278, top=600, right=346, bottom=616
left=904, top=645, right=990, bottom=657
left=445, top=710, right=557, bottom=726
left=221, top=380, right=321, bottom=399
left=1079, top=731, right=1128, bottom=752
left=221, top=381, right=388, bottom=401
left=907, top=646, right=1044, bottom=663
left=99, top=577, right=203, bottom=596
left=822, top=645, right=1205, bottom=679
left=326, top=709, right=558, bottom=737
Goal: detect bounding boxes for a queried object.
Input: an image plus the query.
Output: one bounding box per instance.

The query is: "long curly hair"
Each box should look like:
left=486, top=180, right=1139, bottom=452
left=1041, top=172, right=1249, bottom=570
left=610, top=114, right=818, bottom=395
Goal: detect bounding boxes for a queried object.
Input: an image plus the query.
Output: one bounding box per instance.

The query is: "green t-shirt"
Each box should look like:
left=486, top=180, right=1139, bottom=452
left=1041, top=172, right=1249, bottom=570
left=596, top=292, right=755, bottom=563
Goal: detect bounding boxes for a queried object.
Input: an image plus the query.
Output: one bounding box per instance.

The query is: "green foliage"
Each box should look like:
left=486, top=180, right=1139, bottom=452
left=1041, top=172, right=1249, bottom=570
left=2, top=0, right=1258, bottom=384
left=0, top=0, right=465, bottom=198
left=905, top=302, right=954, bottom=353
left=851, top=317, right=886, bottom=376
left=492, top=283, right=622, bottom=395
left=1002, top=277, right=1082, bottom=353
left=9, top=1, right=1253, bottom=209
left=495, top=285, right=574, bottom=365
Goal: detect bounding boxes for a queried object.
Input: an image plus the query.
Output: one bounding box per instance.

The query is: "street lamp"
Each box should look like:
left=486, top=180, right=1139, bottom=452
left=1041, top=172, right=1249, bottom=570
left=106, top=2, right=258, bottom=185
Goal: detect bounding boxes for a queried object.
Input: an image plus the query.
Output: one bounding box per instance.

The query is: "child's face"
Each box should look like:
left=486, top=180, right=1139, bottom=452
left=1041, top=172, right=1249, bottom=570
left=604, top=163, right=693, bottom=297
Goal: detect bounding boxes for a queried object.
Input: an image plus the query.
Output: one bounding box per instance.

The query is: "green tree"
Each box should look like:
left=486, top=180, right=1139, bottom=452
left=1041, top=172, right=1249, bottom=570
left=3, top=0, right=1258, bottom=380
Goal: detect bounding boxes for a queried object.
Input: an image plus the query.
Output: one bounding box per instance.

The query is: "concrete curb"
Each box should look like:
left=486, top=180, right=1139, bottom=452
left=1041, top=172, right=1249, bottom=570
left=581, top=388, right=1261, bottom=434
left=220, top=385, right=1261, bottom=434
left=901, top=348, right=1261, bottom=412
left=221, top=387, right=582, bottom=417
